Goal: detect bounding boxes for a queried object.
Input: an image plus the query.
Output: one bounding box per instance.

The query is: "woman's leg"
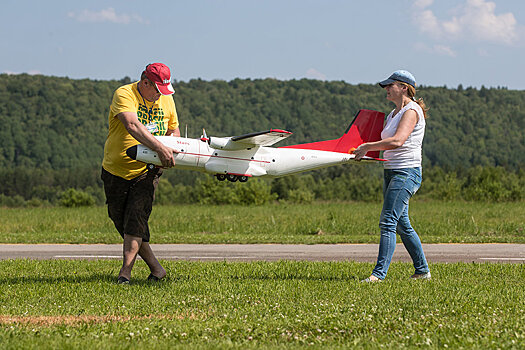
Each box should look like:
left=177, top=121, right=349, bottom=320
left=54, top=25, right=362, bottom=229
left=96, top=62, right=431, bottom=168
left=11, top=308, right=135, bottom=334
left=396, top=178, right=429, bottom=275
left=371, top=169, right=417, bottom=280
left=371, top=170, right=397, bottom=279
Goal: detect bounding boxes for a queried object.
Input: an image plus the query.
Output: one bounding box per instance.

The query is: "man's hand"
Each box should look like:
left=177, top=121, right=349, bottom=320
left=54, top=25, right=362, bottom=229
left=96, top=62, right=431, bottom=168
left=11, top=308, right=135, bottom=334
left=117, top=112, right=180, bottom=168
left=156, top=145, right=178, bottom=168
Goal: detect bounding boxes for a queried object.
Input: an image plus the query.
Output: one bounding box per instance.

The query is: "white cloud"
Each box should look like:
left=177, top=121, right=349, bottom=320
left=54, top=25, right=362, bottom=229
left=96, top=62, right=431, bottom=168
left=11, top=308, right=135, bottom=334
left=305, top=68, right=327, bottom=80
left=412, top=0, right=519, bottom=45
left=414, top=0, right=434, bottom=9
left=415, top=8, right=441, bottom=37
left=477, top=48, right=490, bottom=56
left=414, top=42, right=457, bottom=57
left=462, top=0, right=517, bottom=44
left=433, top=45, right=457, bottom=57
left=67, top=8, right=148, bottom=25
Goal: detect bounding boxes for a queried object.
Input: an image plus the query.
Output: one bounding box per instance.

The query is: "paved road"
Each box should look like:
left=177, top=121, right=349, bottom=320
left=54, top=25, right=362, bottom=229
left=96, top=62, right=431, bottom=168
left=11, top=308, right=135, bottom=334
left=1, top=244, right=524, bottom=263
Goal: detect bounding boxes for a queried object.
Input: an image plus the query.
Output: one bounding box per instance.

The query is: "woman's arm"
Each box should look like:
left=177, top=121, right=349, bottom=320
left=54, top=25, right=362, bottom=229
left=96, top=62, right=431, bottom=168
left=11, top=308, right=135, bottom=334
left=353, top=109, right=418, bottom=160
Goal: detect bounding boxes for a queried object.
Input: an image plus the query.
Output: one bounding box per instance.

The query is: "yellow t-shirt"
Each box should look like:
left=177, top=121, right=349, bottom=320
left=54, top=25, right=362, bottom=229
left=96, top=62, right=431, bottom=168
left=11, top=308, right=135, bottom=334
left=102, top=82, right=179, bottom=180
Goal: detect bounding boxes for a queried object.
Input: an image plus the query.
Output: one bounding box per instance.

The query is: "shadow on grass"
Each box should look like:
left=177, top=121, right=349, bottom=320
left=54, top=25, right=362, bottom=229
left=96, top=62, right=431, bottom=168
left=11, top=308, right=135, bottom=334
left=0, top=272, right=363, bottom=285
left=168, top=273, right=362, bottom=283
left=0, top=272, right=115, bottom=285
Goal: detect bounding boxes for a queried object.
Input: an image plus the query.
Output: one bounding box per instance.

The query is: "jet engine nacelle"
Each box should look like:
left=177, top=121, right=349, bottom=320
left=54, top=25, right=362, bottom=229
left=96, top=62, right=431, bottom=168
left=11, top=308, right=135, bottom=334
left=208, top=137, right=251, bottom=151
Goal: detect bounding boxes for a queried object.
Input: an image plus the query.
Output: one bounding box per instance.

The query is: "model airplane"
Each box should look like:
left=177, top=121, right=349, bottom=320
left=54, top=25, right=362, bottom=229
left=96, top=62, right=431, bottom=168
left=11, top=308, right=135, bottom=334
left=126, top=109, right=386, bottom=182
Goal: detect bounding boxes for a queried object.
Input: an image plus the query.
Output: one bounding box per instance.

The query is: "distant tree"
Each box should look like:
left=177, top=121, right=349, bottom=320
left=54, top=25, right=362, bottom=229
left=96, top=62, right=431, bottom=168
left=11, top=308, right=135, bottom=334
left=0, top=74, right=524, bottom=202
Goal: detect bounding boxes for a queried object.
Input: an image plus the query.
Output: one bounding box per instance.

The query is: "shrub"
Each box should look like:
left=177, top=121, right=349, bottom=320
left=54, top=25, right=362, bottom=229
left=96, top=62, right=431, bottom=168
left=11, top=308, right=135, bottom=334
left=0, top=194, right=25, bottom=207
left=31, top=185, right=60, bottom=203
left=194, top=176, right=241, bottom=205
left=237, top=179, right=277, bottom=205
left=155, top=179, right=194, bottom=205
left=25, top=198, right=49, bottom=207
left=59, top=188, right=95, bottom=207
left=463, top=166, right=524, bottom=202
left=271, top=175, right=316, bottom=201
left=194, top=175, right=276, bottom=205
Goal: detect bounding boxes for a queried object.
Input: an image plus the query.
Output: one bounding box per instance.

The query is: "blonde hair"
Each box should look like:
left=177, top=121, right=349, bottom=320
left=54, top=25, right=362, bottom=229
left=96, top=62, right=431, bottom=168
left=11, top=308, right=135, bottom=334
left=399, top=82, right=429, bottom=119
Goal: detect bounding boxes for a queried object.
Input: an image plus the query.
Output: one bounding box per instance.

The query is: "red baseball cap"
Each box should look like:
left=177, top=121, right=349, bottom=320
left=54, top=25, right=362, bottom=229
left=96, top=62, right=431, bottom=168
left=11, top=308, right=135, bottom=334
left=144, top=63, right=175, bottom=95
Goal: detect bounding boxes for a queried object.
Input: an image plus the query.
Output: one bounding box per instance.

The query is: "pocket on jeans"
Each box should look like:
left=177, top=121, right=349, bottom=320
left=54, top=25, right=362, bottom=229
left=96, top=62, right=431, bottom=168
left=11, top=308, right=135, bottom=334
left=408, top=174, right=422, bottom=195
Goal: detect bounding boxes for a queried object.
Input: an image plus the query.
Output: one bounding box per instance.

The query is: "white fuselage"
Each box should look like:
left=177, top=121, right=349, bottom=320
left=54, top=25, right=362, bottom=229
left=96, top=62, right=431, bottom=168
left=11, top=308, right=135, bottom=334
left=134, top=136, right=358, bottom=178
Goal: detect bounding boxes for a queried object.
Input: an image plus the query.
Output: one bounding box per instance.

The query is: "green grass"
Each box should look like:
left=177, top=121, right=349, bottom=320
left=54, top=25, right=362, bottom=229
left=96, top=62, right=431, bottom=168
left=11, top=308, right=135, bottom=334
left=0, top=201, right=523, bottom=244
left=0, top=260, right=523, bottom=349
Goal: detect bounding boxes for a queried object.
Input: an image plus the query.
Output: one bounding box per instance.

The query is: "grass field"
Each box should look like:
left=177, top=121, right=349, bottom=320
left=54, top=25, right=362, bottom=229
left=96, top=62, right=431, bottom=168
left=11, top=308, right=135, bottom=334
left=1, top=201, right=524, bottom=244
left=1, top=202, right=523, bottom=348
left=0, top=260, right=523, bottom=349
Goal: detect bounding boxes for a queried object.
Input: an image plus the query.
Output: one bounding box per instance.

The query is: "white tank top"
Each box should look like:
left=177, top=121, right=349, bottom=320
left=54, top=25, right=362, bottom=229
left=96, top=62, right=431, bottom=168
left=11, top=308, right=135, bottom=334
left=381, top=101, right=425, bottom=169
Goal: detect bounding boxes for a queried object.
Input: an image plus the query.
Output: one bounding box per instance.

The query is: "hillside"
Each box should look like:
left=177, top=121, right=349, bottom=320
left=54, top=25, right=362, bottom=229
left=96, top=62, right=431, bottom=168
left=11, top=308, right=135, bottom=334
left=1, top=74, right=523, bottom=171
left=0, top=74, right=523, bottom=204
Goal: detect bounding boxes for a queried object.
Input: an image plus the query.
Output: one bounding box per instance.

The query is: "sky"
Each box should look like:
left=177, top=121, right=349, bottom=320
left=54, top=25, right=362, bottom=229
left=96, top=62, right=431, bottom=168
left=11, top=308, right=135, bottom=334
left=1, top=0, right=524, bottom=89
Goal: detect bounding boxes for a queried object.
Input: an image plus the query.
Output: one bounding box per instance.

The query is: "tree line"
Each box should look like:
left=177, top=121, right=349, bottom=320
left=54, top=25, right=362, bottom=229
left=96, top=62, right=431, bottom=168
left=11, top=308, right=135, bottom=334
left=0, top=74, right=523, bottom=206
left=1, top=165, right=522, bottom=207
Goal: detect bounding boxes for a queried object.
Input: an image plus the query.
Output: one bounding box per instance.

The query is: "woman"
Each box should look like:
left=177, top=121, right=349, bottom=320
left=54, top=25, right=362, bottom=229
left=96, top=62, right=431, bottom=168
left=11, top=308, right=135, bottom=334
left=354, top=70, right=431, bottom=282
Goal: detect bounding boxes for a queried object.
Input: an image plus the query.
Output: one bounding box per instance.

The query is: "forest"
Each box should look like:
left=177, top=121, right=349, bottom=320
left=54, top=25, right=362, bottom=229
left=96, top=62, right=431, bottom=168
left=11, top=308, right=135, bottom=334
left=0, top=74, right=523, bottom=206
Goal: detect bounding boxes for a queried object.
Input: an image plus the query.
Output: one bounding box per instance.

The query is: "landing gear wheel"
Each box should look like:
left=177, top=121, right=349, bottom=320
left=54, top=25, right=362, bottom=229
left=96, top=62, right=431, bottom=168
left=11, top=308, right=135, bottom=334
left=239, top=176, right=249, bottom=182
left=227, top=174, right=238, bottom=182
left=216, top=174, right=226, bottom=181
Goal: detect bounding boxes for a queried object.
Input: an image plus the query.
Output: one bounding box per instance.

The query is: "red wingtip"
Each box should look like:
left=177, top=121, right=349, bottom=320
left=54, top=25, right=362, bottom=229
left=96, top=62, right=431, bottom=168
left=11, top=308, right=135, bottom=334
left=270, top=129, right=293, bottom=134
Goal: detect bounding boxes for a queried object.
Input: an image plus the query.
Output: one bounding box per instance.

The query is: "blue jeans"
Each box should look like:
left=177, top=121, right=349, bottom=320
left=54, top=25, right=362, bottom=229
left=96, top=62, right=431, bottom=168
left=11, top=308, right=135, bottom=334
left=371, top=168, right=429, bottom=280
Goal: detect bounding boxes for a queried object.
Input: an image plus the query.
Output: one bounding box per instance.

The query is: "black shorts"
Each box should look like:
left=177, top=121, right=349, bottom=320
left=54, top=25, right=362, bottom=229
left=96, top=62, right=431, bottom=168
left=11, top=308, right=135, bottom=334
left=101, top=167, right=162, bottom=242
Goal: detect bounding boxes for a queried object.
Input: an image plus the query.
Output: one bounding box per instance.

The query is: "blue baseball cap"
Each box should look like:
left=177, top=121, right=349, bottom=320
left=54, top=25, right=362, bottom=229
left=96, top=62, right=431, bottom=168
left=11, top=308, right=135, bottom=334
left=379, top=70, right=416, bottom=88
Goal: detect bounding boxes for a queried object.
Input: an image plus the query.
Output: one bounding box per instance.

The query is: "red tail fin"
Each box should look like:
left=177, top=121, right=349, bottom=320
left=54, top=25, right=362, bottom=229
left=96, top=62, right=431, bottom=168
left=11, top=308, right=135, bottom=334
left=281, top=109, right=385, bottom=158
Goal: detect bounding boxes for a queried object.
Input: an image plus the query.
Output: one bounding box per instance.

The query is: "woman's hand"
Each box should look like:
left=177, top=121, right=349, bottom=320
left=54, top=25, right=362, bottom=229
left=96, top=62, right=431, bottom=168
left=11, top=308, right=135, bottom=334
left=353, top=143, right=370, bottom=161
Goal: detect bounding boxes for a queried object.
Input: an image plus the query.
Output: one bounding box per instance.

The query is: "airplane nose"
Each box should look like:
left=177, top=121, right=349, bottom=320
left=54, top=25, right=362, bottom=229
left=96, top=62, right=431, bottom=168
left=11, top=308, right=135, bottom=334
left=126, top=145, right=138, bottom=160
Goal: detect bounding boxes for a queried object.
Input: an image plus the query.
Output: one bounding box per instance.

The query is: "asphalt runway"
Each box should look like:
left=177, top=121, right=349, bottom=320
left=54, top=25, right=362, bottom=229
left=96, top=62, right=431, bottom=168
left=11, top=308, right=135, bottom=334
left=1, top=244, right=524, bottom=263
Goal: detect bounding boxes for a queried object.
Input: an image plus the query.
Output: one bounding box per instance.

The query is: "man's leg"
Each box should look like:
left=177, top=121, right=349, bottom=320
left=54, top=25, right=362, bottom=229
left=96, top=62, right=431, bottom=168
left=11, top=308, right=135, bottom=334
left=119, top=234, right=142, bottom=280
left=138, top=242, right=166, bottom=279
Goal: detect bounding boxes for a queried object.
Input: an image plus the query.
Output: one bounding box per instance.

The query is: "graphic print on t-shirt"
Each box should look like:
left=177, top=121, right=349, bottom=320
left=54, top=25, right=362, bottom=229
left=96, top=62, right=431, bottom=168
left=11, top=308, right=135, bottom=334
left=137, top=104, right=167, bottom=136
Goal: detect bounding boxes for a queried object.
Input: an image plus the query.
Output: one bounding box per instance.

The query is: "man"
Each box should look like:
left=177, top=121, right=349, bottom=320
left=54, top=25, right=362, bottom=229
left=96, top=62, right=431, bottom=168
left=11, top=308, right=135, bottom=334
left=101, top=63, right=180, bottom=284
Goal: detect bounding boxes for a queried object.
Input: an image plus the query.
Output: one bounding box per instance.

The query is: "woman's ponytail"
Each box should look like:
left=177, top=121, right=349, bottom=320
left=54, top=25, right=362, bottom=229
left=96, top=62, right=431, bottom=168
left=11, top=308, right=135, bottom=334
left=401, top=82, right=429, bottom=119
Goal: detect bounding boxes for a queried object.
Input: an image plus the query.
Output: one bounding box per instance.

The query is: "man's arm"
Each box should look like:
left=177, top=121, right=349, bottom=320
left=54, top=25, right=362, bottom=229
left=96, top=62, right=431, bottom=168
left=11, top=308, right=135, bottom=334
left=166, top=128, right=180, bottom=137
left=117, top=112, right=177, bottom=167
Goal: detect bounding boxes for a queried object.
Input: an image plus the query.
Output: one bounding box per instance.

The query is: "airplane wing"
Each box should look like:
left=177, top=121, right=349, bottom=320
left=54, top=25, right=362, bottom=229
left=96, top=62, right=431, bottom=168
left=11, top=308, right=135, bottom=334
left=230, top=129, right=292, bottom=146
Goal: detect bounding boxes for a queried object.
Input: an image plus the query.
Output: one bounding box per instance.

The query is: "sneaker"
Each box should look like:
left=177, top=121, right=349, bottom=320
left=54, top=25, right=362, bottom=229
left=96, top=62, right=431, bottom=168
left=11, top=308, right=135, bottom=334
left=410, top=272, right=431, bottom=280
left=147, top=273, right=162, bottom=281
left=360, top=276, right=382, bottom=283
left=117, top=276, right=130, bottom=284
